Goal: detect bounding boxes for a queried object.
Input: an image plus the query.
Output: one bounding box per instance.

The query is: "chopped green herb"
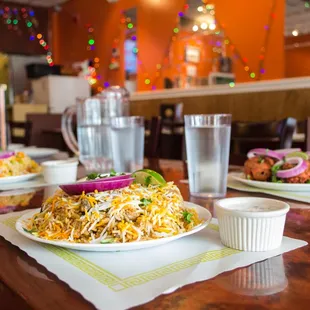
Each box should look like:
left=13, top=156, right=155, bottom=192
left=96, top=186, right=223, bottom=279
left=258, top=156, right=264, bottom=164
left=86, top=173, right=100, bottom=180
left=23, top=228, right=37, bottom=234
left=183, top=211, right=193, bottom=223
left=145, top=176, right=152, bottom=186
left=110, top=169, right=117, bottom=176
left=100, top=238, right=115, bottom=244
left=139, top=198, right=152, bottom=207
left=271, top=164, right=281, bottom=174
left=306, top=180, right=310, bottom=184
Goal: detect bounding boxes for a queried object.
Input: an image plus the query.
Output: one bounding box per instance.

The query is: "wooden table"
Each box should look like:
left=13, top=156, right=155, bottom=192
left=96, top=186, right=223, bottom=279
left=0, top=161, right=309, bottom=310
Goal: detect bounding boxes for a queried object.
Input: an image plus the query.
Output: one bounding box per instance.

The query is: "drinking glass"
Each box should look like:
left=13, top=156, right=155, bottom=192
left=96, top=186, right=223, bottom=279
left=62, top=86, right=130, bottom=173
left=110, top=116, right=145, bottom=172
left=184, top=114, right=231, bottom=198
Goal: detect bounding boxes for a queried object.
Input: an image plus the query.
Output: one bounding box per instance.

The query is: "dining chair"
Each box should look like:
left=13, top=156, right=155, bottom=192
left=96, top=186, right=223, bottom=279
left=231, top=118, right=297, bottom=156
left=159, top=103, right=183, bottom=122
left=8, top=121, right=32, bottom=146
left=306, top=117, right=310, bottom=151
left=144, top=117, right=162, bottom=158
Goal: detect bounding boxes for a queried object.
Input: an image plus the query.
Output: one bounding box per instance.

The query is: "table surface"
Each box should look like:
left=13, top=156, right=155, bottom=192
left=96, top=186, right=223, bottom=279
left=0, top=161, right=309, bottom=310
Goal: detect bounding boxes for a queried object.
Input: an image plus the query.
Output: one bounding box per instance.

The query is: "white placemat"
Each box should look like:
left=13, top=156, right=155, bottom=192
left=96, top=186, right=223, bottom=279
left=0, top=210, right=306, bottom=310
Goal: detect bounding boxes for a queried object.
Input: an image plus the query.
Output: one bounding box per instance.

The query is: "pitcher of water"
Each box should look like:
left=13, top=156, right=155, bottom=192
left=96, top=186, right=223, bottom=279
left=61, top=86, right=130, bottom=172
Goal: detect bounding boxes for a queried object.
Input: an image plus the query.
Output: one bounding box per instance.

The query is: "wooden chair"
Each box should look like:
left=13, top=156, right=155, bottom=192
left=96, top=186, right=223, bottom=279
left=231, top=118, right=297, bottom=156
left=8, top=121, right=32, bottom=146
left=306, top=117, right=310, bottom=151
left=144, top=117, right=162, bottom=158
left=144, top=117, right=162, bottom=173
left=159, top=103, right=183, bottom=122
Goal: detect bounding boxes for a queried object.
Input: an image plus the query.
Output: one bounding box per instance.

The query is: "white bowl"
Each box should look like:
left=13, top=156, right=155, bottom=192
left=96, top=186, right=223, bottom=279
left=41, top=159, right=79, bottom=184
left=215, top=197, right=290, bottom=252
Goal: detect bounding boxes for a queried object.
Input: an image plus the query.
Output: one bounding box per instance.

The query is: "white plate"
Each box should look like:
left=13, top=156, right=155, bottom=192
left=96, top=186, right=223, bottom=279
left=0, top=173, right=40, bottom=185
left=17, top=147, right=59, bottom=159
left=230, top=172, right=310, bottom=192
left=7, top=143, right=25, bottom=150
left=16, top=202, right=212, bottom=252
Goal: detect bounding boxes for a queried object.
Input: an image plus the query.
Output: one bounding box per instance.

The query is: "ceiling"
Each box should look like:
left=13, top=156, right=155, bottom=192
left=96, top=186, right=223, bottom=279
left=1, top=0, right=68, bottom=7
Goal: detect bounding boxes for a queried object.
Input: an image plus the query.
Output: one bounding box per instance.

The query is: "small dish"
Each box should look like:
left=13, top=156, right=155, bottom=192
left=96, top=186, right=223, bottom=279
left=215, top=197, right=290, bottom=252
left=41, top=159, right=79, bottom=184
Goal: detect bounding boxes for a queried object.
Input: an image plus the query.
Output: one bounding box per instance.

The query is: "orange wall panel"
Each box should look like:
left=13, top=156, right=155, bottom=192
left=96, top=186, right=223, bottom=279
left=52, top=0, right=285, bottom=89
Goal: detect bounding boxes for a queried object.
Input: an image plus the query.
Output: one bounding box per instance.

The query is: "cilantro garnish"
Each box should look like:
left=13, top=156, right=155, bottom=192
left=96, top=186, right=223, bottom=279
left=271, top=165, right=281, bottom=174
left=110, top=169, right=117, bottom=176
left=183, top=211, right=193, bottom=223
left=87, top=173, right=100, bottom=180
left=306, top=180, right=310, bottom=184
left=23, top=228, right=37, bottom=234
left=145, top=176, right=152, bottom=186
left=258, top=156, right=264, bottom=164
left=139, top=198, right=152, bottom=207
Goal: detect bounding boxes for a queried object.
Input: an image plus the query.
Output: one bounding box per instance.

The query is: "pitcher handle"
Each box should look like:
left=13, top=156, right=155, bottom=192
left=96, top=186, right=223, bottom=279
left=61, top=106, right=79, bottom=156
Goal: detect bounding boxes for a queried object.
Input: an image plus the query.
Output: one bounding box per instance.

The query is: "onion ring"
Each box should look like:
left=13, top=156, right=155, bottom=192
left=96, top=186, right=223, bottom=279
left=247, top=148, right=282, bottom=161
left=273, top=157, right=308, bottom=179
left=274, top=148, right=301, bottom=157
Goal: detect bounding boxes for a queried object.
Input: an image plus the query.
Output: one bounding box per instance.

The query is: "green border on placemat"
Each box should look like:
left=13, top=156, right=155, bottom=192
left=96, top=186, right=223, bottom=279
left=2, top=216, right=240, bottom=292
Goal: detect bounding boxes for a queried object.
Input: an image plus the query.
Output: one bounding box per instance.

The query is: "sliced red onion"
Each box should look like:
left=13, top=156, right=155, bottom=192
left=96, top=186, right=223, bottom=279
left=0, top=152, right=15, bottom=159
left=60, top=177, right=134, bottom=195
left=83, top=174, right=132, bottom=183
left=274, top=148, right=301, bottom=157
left=247, top=148, right=282, bottom=161
left=274, top=157, right=308, bottom=179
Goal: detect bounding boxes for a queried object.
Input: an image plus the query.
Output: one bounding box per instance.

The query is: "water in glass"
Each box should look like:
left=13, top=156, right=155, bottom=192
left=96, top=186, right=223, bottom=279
left=78, top=124, right=112, bottom=173
left=185, top=115, right=231, bottom=198
left=111, top=117, right=144, bottom=172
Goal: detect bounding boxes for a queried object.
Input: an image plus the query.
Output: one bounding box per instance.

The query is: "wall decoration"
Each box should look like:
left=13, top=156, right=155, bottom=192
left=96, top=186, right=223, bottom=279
left=185, top=46, right=201, bottom=63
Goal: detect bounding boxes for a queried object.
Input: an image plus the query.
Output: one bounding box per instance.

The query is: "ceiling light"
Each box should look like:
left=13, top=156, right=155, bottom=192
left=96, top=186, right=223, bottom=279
left=192, top=25, right=199, bottom=32
left=197, top=6, right=203, bottom=12
left=200, top=23, right=208, bottom=30
left=209, top=23, right=216, bottom=30
left=292, top=29, right=299, bottom=36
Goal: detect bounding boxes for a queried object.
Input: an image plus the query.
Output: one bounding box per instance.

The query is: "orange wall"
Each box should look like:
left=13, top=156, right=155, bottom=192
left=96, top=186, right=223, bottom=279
left=52, top=0, right=284, bottom=89
left=213, top=0, right=285, bottom=82
left=52, top=0, right=185, bottom=91
left=285, top=47, right=310, bottom=77
left=285, top=35, right=310, bottom=78
left=162, top=31, right=214, bottom=87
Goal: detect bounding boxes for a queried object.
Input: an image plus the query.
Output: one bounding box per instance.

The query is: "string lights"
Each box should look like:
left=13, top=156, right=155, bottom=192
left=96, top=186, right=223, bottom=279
left=0, top=5, right=54, bottom=66
left=107, top=0, right=277, bottom=89
left=85, top=24, right=101, bottom=90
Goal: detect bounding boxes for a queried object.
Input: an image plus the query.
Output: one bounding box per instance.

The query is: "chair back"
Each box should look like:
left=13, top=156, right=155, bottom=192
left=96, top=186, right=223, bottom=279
left=278, top=117, right=297, bottom=149
left=144, top=117, right=162, bottom=158
left=306, top=117, right=310, bottom=151
left=160, top=103, right=183, bottom=122
left=9, top=121, right=32, bottom=146
left=232, top=121, right=280, bottom=138
left=27, top=113, right=62, bottom=148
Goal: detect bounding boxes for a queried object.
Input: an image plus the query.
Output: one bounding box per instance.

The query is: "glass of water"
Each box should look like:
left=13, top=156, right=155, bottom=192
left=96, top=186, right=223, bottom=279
left=110, top=116, right=145, bottom=172
left=184, top=114, right=231, bottom=198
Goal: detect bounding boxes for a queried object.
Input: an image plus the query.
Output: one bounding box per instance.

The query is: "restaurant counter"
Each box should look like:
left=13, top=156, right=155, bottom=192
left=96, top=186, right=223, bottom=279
left=130, top=76, right=310, bottom=121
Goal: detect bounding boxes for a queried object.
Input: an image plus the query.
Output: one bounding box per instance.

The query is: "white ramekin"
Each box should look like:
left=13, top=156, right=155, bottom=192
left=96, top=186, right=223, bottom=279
left=41, top=159, right=79, bottom=184
left=215, top=197, right=290, bottom=252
